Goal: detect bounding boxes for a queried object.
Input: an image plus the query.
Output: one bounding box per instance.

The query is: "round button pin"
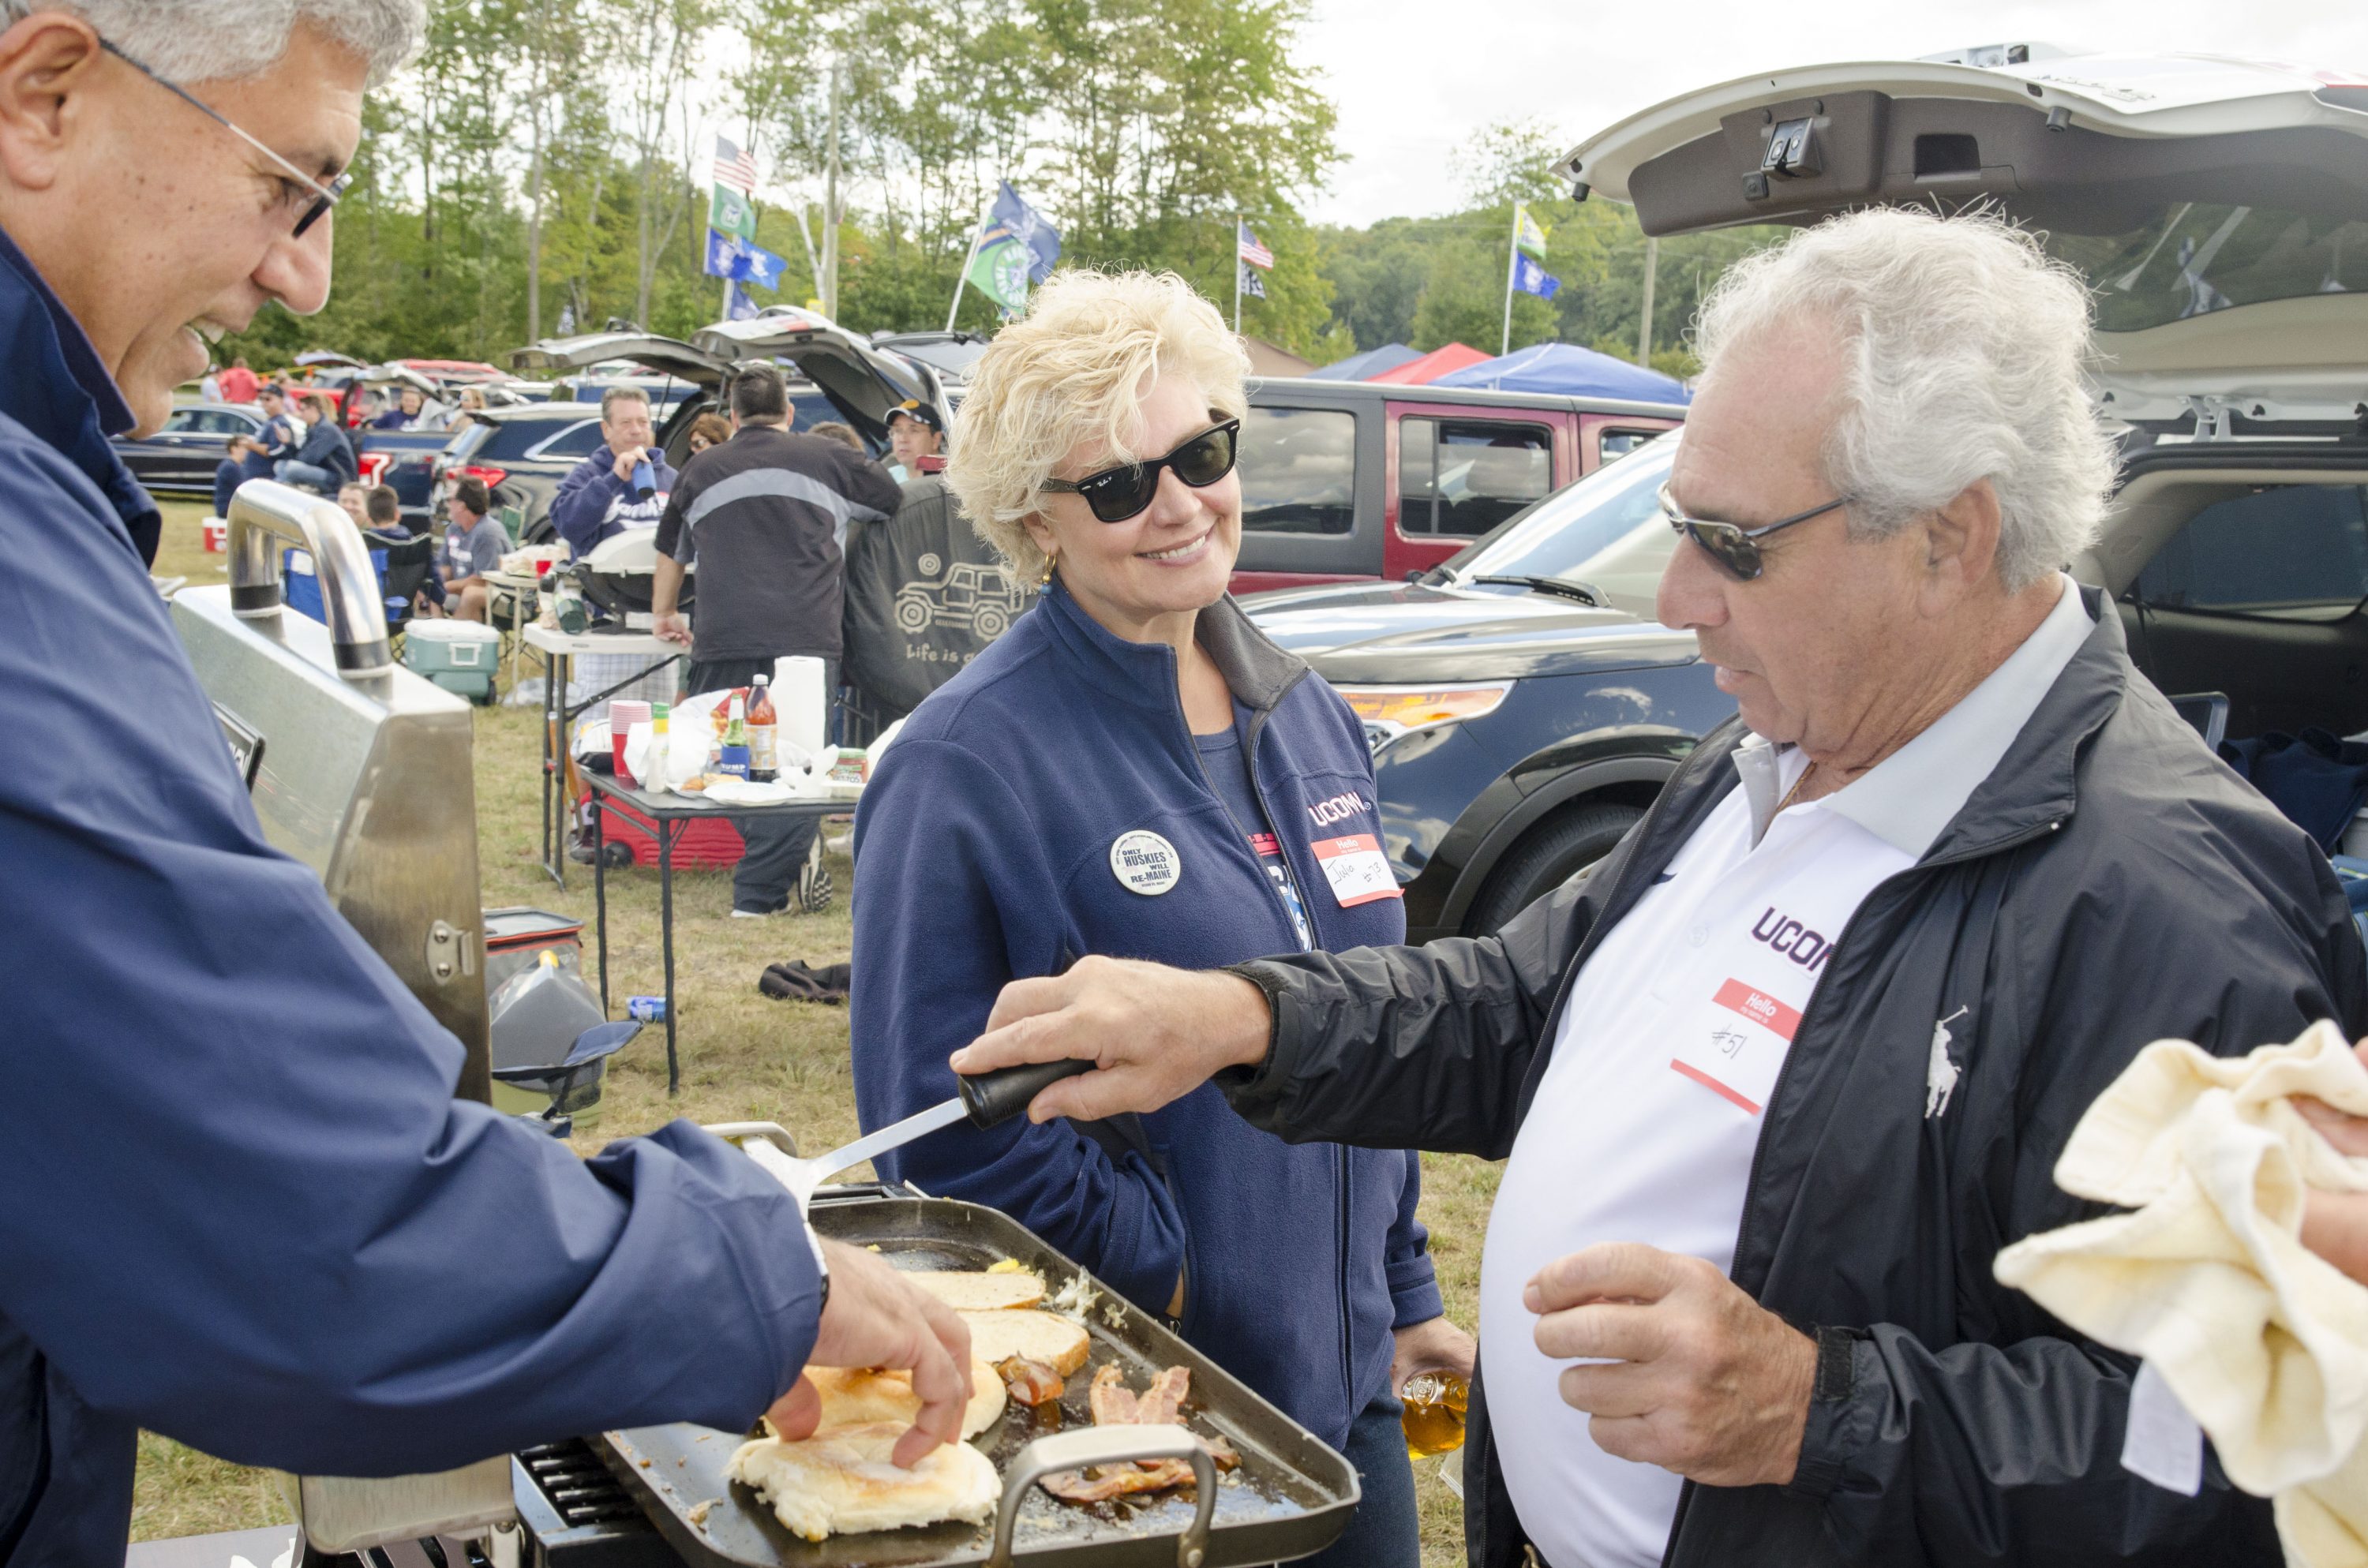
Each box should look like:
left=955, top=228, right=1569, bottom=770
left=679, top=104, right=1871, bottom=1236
left=1109, top=829, right=1182, bottom=896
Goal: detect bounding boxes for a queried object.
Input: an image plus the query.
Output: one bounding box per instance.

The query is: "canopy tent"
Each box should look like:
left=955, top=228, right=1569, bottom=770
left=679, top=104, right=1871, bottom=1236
left=1431, top=342, right=1691, bottom=403
left=1306, top=343, right=1420, bottom=381
left=1368, top=342, right=1490, bottom=386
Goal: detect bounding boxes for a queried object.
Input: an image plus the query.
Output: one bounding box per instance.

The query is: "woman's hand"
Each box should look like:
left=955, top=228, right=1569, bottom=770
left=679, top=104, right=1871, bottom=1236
left=2294, top=1041, right=2368, bottom=1285
left=1391, top=1314, right=1476, bottom=1396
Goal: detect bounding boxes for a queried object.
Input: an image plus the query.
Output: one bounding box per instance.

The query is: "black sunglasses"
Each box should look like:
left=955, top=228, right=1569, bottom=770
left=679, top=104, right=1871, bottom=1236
left=1042, top=419, right=1241, bottom=523
left=99, top=38, right=348, bottom=239
left=1658, top=481, right=1849, bottom=582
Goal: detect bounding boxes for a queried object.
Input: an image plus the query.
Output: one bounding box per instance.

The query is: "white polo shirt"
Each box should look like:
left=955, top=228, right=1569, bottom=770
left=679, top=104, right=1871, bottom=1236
left=1478, top=577, right=2094, bottom=1568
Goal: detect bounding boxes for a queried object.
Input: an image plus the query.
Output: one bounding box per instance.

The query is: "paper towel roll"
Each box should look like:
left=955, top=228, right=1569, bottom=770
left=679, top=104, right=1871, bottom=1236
left=772, top=656, right=830, bottom=755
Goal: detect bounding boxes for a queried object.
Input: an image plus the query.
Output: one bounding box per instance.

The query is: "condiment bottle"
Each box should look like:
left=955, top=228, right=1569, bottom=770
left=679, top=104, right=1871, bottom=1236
left=747, top=674, right=778, bottom=782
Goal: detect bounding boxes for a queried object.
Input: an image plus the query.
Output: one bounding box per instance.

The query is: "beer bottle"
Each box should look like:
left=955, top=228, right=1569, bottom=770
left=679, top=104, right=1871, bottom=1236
left=719, top=694, right=751, bottom=780
left=747, top=674, right=779, bottom=782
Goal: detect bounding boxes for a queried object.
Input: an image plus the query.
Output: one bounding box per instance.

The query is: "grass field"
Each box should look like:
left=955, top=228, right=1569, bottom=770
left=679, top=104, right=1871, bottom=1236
left=133, top=500, right=1501, bottom=1566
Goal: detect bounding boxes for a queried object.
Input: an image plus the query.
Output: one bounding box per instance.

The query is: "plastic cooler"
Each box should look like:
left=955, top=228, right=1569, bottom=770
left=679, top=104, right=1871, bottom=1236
left=598, top=796, right=746, bottom=868
left=402, top=619, right=500, bottom=702
left=483, top=907, right=585, bottom=994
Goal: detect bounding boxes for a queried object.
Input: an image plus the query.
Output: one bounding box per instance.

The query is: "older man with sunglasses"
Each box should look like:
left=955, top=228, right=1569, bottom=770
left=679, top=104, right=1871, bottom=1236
left=0, top=8, right=976, bottom=1565
left=950, top=210, right=2368, bottom=1567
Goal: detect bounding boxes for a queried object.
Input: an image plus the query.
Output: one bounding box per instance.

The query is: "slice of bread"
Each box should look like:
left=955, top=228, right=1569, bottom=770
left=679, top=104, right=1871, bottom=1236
left=959, top=1309, right=1091, bottom=1377
left=910, top=1268, right=1047, bottom=1312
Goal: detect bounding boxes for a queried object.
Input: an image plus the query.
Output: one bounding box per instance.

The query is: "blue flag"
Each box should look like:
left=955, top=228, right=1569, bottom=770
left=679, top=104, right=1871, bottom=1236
left=1512, top=253, right=1561, bottom=301
left=706, top=230, right=789, bottom=290
left=982, top=181, right=1061, bottom=283
left=725, top=281, right=760, bottom=320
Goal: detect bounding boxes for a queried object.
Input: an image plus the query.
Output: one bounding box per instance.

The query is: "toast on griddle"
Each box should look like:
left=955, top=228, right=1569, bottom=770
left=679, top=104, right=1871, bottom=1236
left=958, top=1308, right=1091, bottom=1377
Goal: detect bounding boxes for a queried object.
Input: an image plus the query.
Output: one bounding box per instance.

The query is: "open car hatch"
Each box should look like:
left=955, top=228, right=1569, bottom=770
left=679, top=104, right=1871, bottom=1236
left=1559, top=48, right=2368, bottom=433
left=508, top=331, right=736, bottom=388
left=693, top=315, right=950, bottom=444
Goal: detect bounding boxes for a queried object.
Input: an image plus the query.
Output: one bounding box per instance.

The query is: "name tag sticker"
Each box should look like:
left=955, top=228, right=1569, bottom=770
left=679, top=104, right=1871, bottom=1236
left=1310, top=833, right=1400, bottom=907
left=1667, top=975, right=1800, bottom=1115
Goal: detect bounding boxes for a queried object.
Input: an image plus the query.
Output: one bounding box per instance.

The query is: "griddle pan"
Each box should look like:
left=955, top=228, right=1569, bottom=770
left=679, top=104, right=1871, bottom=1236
left=596, top=1181, right=1358, bottom=1568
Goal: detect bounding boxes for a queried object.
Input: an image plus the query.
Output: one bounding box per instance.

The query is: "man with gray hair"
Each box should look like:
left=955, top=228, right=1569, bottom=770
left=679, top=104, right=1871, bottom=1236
left=950, top=208, right=2367, bottom=1565
left=0, top=9, right=972, bottom=1564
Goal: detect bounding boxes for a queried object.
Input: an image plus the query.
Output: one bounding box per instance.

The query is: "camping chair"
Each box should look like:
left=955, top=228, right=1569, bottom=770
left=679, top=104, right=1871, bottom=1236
left=369, top=530, right=436, bottom=641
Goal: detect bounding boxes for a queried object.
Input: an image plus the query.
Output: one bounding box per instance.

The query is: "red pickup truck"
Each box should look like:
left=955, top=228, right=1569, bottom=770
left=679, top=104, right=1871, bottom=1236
left=1231, top=376, right=1686, bottom=591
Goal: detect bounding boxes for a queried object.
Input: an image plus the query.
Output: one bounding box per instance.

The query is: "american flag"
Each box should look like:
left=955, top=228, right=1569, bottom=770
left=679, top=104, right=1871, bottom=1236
left=1237, top=220, right=1273, bottom=270
left=713, top=137, right=757, bottom=196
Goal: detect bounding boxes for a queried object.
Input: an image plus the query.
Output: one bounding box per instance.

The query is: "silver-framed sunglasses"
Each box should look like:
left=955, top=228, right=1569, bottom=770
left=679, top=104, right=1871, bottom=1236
left=1658, top=481, right=1849, bottom=581
left=99, top=37, right=348, bottom=239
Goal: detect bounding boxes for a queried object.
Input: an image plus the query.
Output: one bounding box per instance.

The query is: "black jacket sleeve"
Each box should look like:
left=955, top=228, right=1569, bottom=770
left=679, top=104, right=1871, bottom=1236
left=1222, top=861, right=1610, bottom=1158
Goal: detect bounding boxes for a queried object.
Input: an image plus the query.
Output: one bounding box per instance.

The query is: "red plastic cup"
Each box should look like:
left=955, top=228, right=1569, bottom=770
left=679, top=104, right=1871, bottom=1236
left=534, top=557, right=555, bottom=577
left=609, top=701, right=650, bottom=786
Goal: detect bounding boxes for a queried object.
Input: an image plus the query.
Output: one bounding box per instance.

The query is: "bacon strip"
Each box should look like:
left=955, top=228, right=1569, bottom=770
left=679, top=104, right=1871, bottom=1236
left=997, top=1356, right=1066, bottom=1408
left=1042, top=1366, right=1238, bottom=1503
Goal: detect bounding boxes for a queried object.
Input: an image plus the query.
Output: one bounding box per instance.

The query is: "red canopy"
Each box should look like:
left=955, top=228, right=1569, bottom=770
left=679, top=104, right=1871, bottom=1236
left=1367, top=342, right=1489, bottom=385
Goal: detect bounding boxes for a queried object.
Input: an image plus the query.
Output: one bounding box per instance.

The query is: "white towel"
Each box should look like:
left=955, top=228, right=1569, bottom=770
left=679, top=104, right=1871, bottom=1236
left=1993, top=1021, right=2368, bottom=1565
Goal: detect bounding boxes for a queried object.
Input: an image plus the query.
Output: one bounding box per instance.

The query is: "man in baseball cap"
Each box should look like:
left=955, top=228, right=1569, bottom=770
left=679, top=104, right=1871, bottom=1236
left=885, top=398, right=944, bottom=481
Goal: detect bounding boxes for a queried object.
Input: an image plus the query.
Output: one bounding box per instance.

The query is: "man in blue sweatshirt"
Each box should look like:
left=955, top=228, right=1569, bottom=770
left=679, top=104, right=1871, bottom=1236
left=549, top=385, right=676, bottom=559
left=0, top=9, right=971, bottom=1565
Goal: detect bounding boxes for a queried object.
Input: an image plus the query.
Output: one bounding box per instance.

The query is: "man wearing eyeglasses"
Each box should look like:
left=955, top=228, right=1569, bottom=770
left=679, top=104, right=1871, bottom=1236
left=0, top=9, right=977, bottom=1565
left=950, top=208, right=2367, bottom=1566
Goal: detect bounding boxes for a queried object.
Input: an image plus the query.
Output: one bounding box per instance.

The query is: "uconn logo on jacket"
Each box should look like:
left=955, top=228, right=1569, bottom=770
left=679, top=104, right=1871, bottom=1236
left=1308, top=790, right=1371, bottom=829
left=1752, top=905, right=1836, bottom=970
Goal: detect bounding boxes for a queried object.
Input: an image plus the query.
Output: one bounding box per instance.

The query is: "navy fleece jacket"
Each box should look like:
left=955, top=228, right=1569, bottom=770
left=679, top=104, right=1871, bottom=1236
left=852, top=579, right=1441, bottom=1447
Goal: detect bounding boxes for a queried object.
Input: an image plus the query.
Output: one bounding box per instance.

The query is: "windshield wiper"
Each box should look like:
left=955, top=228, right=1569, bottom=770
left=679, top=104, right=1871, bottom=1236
left=1467, top=574, right=1606, bottom=608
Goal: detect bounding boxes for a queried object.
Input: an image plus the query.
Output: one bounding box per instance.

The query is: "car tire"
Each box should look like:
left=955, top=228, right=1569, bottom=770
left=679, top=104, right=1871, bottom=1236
left=1465, top=801, right=1644, bottom=936
left=894, top=595, right=931, bottom=633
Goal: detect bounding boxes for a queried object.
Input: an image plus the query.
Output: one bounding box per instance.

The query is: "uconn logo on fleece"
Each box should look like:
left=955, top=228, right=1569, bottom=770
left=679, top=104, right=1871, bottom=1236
left=1752, top=906, right=1836, bottom=970
left=1308, top=790, right=1371, bottom=829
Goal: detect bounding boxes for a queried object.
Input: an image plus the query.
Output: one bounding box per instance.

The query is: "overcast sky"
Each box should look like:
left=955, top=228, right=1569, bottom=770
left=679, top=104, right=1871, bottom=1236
left=1300, top=0, right=2368, bottom=226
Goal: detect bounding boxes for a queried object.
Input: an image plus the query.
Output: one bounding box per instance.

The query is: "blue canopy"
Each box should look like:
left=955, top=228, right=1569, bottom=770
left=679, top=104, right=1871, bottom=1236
left=1306, top=342, right=1421, bottom=381
left=1432, top=342, right=1691, bottom=403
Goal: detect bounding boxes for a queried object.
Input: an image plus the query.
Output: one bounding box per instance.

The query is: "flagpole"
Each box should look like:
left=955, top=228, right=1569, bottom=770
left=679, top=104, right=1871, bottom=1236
left=1501, top=205, right=1519, bottom=357
left=946, top=192, right=995, bottom=334
left=1233, top=211, right=1243, bottom=335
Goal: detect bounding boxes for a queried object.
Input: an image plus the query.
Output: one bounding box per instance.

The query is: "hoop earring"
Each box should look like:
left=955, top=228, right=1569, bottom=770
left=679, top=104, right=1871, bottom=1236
left=1038, top=554, right=1057, bottom=597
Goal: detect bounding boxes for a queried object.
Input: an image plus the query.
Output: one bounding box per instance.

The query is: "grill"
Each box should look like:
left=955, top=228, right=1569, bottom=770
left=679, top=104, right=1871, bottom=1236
left=173, top=488, right=1356, bottom=1567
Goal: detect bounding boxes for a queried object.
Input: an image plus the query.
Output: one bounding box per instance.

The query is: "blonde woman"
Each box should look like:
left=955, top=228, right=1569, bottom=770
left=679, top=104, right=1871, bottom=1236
left=850, top=271, right=1469, bottom=1566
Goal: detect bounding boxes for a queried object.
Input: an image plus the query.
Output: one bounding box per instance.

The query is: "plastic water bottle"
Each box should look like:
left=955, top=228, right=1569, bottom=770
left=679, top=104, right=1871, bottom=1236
left=626, top=995, right=668, bottom=1022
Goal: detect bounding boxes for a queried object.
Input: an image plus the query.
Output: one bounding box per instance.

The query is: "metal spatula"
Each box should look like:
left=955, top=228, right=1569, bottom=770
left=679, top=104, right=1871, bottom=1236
left=740, top=1058, right=1093, bottom=1211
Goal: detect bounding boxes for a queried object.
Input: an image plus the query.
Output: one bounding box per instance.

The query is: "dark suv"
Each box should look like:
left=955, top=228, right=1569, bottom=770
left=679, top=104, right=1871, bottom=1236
left=417, top=406, right=610, bottom=541
left=1245, top=434, right=1734, bottom=938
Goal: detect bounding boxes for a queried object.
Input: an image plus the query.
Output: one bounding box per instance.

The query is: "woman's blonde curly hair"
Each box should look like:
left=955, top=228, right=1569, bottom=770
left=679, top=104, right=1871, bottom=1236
left=946, top=269, right=1250, bottom=584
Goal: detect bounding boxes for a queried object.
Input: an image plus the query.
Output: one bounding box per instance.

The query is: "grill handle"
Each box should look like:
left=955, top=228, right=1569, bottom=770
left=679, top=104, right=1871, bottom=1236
left=986, top=1427, right=1219, bottom=1568
left=227, top=480, right=395, bottom=678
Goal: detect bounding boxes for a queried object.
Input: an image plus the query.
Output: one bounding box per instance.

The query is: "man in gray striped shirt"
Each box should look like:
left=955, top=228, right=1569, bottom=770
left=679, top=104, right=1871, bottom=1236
left=654, top=365, right=901, bottom=915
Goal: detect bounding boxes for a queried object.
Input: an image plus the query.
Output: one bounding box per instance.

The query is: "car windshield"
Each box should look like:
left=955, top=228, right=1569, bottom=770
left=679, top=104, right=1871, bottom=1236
left=1444, top=435, right=1679, bottom=616
left=2047, top=204, right=2368, bottom=333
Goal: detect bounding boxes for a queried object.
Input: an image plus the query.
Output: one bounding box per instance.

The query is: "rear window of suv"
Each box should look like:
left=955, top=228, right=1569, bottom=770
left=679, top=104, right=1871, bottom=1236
left=451, top=416, right=603, bottom=463
left=2134, top=484, right=2368, bottom=613
left=1239, top=406, right=1355, bottom=535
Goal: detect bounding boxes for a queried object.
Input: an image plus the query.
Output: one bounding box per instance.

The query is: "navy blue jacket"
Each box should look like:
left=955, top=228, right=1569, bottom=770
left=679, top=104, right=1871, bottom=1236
left=291, top=414, right=358, bottom=485
left=852, top=581, right=1441, bottom=1448
left=550, top=445, right=677, bottom=559
left=0, top=225, right=822, bottom=1567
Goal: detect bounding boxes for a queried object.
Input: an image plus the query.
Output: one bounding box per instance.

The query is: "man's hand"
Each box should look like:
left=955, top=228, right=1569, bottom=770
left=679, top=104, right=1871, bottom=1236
left=948, top=956, right=1270, bottom=1124
left=1527, top=1243, right=1814, bottom=1488
left=652, top=611, right=692, bottom=648
left=769, top=1239, right=973, bottom=1469
left=612, top=447, right=644, bottom=483
left=1391, top=1315, right=1476, bottom=1396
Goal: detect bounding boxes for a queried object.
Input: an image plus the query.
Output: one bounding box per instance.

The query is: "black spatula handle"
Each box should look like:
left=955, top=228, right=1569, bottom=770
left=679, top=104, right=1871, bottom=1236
left=958, top=1057, right=1095, bottom=1128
